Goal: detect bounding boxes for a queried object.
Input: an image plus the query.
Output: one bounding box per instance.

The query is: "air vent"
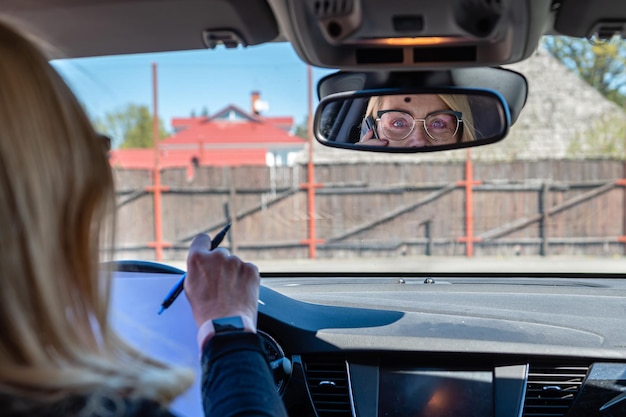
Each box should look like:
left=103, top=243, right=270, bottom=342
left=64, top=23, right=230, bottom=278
left=311, top=0, right=353, bottom=19
left=522, top=364, right=590, bottom=417
left=304, top=360, right=352, bottom=417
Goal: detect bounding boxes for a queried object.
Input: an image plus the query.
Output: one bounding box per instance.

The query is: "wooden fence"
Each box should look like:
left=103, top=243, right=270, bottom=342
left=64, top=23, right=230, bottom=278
left=112, top=159, right=626, bottom=261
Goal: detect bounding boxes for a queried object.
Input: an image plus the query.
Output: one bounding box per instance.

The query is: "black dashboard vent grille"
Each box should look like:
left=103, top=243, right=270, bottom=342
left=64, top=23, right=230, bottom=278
left=522, top=364, right=590, bottom=417
left=304, top=360, right=352, bottom=417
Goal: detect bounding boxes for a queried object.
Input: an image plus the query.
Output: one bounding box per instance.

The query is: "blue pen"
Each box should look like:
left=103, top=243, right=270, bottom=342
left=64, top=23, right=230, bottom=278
left=158, top=223, right=231, bottom=314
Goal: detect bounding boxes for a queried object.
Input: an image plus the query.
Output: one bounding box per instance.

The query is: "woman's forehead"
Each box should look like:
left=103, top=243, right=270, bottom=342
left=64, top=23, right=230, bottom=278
left=380, top=94, right=446, bottom=108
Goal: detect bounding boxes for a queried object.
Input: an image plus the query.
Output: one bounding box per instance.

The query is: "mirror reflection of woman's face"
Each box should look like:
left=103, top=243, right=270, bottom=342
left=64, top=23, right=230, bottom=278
left=376, top=95, right=455, bottom=147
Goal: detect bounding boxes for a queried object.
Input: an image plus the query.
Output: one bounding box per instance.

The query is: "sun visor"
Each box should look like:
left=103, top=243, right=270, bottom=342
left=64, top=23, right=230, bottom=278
left=0, top=0, right=279, bottom=58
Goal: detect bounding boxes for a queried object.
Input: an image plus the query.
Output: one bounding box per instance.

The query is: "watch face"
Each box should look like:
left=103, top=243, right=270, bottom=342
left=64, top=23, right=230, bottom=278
left=213, top=316, right=245, bottom=334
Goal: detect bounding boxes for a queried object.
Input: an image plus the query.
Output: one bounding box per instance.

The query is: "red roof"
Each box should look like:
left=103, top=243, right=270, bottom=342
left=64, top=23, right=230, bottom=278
left=110, top=148, right=269, bottom=169
left=110, top=104, right=303, bottom=169
left=161, top=121, right=303, bottom=147
left=161, top=104, right=303, bottom=148
left=170, top=107, right=295, bottom=133
left=263, top=116, right=294, bottom=131
left=171, top=117, right=207, bottom=130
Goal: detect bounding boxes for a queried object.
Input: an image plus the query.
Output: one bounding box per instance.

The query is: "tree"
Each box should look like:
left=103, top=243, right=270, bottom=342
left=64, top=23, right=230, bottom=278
left=93, top=103, right=168, bottom=149
left=293, top=116, right=309, bottom=139
left=543, top=35, right=626, bottom=106
left=567, top=113, right=626, bottom=159
left=543, top=36, right=626, bottom=159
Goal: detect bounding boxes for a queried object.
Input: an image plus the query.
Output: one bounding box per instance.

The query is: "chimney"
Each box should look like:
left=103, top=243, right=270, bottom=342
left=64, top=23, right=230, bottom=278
left=251, top=91, right=261, bottom=115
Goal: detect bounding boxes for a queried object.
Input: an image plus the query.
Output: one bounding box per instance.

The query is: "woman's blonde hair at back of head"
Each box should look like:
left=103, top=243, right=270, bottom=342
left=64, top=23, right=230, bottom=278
left=0, top=18, right=193, bottom=407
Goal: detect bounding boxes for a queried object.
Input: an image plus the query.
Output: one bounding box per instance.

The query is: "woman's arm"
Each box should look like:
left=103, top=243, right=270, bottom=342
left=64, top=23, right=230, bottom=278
left=201, top=332, right=288, bottom=417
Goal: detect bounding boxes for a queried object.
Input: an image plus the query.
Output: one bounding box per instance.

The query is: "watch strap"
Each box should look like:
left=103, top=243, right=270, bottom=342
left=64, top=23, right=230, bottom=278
left=197, top=315, right=256, bottom=351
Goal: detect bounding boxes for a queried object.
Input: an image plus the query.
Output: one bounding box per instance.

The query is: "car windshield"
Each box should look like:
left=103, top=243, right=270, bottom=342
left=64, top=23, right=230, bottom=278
left=53, top=36, right=626, bottom=275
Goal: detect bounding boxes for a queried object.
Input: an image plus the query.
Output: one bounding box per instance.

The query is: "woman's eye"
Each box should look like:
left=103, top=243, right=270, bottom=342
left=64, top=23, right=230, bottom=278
left=429, top=119, right=448, bottom=129
left=390, top=118, right=410, bottom=129
left=427, top=114, right=456, bottom=131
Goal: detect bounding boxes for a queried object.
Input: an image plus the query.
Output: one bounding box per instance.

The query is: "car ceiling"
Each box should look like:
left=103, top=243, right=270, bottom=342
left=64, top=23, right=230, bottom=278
left=0, top=0, right=625, bottom=67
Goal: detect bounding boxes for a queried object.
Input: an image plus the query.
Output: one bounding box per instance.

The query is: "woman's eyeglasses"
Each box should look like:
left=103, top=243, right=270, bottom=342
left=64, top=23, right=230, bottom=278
left=376, top=110, right=462, bottom=142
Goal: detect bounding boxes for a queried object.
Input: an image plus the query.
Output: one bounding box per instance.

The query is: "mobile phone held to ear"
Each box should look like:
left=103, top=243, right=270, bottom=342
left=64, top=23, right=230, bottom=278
left=365, top=116, right=379, bottom=138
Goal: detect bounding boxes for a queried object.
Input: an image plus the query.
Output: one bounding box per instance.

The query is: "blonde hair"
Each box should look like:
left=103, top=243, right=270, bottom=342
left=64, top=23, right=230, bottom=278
left=365, top=94, right=477, bottom=142
left=0, top=18, right=192, bottom=408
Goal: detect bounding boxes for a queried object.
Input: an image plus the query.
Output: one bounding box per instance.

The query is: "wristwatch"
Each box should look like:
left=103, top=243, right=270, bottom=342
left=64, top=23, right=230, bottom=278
left=197, top=315, right=256, bottom=350
left=213, top=316, right=247, bottom=334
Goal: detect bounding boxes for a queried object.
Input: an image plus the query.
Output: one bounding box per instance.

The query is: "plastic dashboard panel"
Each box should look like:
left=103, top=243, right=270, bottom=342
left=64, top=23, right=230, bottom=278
left=110, top=268, right=626, bottom=417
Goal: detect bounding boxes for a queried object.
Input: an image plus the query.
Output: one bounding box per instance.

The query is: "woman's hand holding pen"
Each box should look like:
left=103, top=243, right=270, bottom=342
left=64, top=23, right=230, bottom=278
left=184, top=233, right=260, bottom=329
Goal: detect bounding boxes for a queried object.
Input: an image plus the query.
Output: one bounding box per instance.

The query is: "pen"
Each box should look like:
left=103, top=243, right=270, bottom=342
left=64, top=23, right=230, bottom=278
left=158, top=223, right=231, bottom=314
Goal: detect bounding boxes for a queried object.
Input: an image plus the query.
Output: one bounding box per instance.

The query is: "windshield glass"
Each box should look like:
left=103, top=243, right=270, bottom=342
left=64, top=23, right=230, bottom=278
left=54, top=37, right=626, bottom=275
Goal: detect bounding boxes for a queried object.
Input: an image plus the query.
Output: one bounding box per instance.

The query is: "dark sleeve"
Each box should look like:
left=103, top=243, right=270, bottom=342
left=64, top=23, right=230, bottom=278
left=200, top=332, right=288, bottom=417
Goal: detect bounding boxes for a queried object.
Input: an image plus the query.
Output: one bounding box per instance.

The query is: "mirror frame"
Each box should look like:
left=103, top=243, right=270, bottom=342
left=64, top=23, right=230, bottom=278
left=317, top=68, right=528, bottom=125
left=314, top=87, right=511, bottom=153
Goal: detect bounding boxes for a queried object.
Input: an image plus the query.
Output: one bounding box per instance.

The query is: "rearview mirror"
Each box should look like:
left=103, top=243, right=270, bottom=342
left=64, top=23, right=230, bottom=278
left=314, top=89, right=510, bottom=152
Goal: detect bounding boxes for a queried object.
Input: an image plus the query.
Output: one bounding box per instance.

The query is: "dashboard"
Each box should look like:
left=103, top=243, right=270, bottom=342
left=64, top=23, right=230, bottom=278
left=109, top=263, right=626, bottom=417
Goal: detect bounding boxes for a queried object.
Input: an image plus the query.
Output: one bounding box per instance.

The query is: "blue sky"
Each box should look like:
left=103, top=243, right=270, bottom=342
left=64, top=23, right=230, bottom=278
left=52, top=43, right=335, bottom=133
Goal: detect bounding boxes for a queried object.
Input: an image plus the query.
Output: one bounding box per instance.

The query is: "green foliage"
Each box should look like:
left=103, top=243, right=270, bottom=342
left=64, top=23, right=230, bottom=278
left=543, top=35, right=626, bottom=106
left=293, top=116, right=309, bottom=139
left=567, top=113, right=626, bottom=159
left=93, top=104, right=168, bottom=149
left=544, top=36, right=626, bottom=159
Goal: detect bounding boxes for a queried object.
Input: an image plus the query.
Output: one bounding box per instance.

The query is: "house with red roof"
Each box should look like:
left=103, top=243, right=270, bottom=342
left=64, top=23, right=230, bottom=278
left=109, top=93, right=305, bottom=170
